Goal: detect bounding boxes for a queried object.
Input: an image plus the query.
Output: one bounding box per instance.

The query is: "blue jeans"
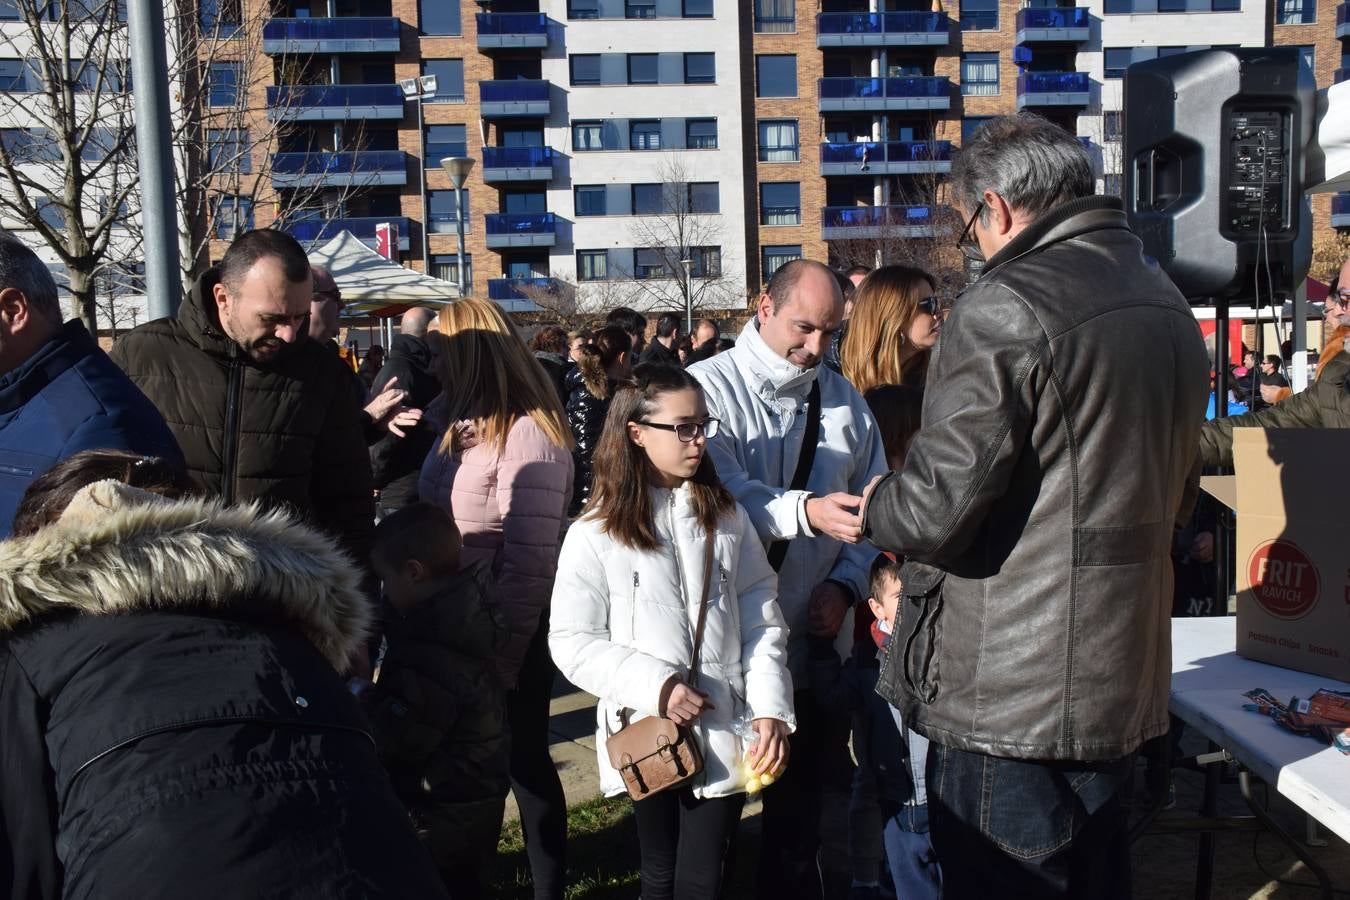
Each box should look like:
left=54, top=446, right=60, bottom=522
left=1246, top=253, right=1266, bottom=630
left=926, top=743, right=1134, bottom=900
left=880, top=803, right=941, bottom=900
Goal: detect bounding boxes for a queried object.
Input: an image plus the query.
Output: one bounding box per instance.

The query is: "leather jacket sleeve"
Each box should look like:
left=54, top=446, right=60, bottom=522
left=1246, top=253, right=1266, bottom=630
left=862, top=283, right=1046, bottom=564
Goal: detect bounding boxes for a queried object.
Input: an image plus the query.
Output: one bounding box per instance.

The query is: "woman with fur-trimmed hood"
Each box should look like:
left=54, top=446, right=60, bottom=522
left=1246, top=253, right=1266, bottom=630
left=0, top=450, right=447, bottom=900
left=565, top=325, right=633, bottom=517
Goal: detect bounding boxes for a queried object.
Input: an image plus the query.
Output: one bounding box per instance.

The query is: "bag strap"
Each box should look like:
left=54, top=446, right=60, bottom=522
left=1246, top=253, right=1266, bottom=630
left=767, top=378, right=822, bottom=573
left=686, top=530, right=716, bottom=690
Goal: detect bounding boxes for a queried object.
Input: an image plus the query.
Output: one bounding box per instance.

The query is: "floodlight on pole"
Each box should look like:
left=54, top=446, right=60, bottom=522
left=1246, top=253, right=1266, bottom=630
left=441, top=157, right=475, bottom=297
left=402, top=75, right=439, bottom=276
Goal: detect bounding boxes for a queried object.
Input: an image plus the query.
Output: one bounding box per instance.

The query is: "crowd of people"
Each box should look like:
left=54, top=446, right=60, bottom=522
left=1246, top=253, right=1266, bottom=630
left=0, top=110, right=1347, bottom=900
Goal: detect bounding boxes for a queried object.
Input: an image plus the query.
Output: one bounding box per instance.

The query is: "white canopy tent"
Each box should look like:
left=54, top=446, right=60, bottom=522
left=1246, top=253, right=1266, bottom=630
left=305, top=230, right=460, bottom=316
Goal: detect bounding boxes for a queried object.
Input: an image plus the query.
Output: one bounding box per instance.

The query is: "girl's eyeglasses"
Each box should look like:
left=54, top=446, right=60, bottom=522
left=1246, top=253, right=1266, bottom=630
left=635, top=419, right=721, bottom=442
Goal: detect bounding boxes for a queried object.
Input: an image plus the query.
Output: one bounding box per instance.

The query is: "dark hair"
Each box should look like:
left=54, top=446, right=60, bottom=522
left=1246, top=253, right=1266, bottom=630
left=766, top=259, right=840, bottom=313
left=675, top=336, right=693, bottom=358
left=12, top=449, right=194, bottom=536
left=833, top=269, right=855, bottom=302
left=1264, top=354, right=1282, bottom=367
left=218, top=229, right=311, bottom=295
left=869, top=552, right=904, bottom=602
left=585, top=363, right=734, bottom=549
left=655, top=312, right=681, bottom=339
left=606, top=306, right=647, bottom=339
left=863, top=384, right=924, bottom=466
left=529, top=325, right=570, bottom=355
left=0, top=230, right=60, bottom=322
left=372, top=503, right=462, bottom=579
left=576, top=325, right=633, bottom=398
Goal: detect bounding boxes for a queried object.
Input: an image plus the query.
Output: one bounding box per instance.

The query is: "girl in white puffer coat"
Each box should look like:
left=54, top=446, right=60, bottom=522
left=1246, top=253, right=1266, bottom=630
left=549, top=364, right=796, bottom=900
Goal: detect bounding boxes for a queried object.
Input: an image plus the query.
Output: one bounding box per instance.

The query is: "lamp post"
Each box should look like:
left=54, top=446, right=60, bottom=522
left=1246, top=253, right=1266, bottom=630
left=399, top=74, right=438, bottom=275
left=441, top=157, right=475, bottom=296
left=680, top=257, right=694, bottom=334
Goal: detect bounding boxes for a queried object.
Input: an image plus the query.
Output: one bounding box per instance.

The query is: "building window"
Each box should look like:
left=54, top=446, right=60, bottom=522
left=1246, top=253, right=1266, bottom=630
left=504, top=191, right=547, bottom=214
left=762, top=245, right=801, bottom=279
left=959, top=0, right=997, bottom=30
left=199, top=0, right=240, bottom=34
left=630, top=120, right=662, bottom=150
left=961, top=117, right=992, bottom=144
left=754, top=0, right=794, bottom=31
left=690, top=246, right=721, bottom=277
left=422, top=60, right=465, bottom=102
left=631, top=183, right=664, bottom=214
left=431, top=254, right=472, bottom=286
left=685, top=53, right=715, bottom=84
left=575, top=185, right=607, bottom=216
left=419, top=0, right=460, bottom=34
left=1105, top=0, right=1237, bottom=11
left=761, top=183, right=800, bottom=226
left=207, top=129, right=250, bottom=174
left=0, top=59, right=31, bottom=92
left=568, top=0, right=599, bottom=16
left=0, top=128, right=59, bottom=162
left=626, top=0, right=656, bottom=17
left=634, top=248, right=668, bottom=279
left=570, top=54, right=601, bottom=85
left=213, top=196, right=253, bottom=240
left=688, top=182, right=719, bottom=214
left=1103, top=111, right=1122, bottom=141
left=686, top=119, right=717, bottom=149
left=756, top=54, right=797, bottom=97
left=0, top=0, right=20, bottom=19
left=577, top=250, right=608, bottom=280
left=1297, top=45, right=1314, bottom=71
left=1103, top=174, right=1123, bottom=196
left=426, top=124, right=467, bottom=160
left=758, top=119, right=798, bottom=161
left=574, top=121, right=604, bottom=151
left=499, top=128, right=544, bottom=147
left=961, top=52, right=999, bottom=96
left=36, top=198, right=66, bottom=231
left=628, top=53, right=659, bottom=84
left=428, top=190, right=470, bottom=233
left=683, top=0, right=713, bottom=16
left=208, top=62, right=240, bottom=107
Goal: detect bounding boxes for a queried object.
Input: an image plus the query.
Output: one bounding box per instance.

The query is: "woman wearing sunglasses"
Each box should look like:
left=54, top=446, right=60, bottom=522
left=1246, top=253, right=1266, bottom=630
left=839, top=265, right=943, bottom=395
left=549, top=364, right=795, bottom=900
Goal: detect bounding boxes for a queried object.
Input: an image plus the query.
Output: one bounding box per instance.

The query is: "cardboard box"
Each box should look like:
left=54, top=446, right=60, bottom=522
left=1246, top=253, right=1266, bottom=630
left=1200, top=428, right=1350, bottom=682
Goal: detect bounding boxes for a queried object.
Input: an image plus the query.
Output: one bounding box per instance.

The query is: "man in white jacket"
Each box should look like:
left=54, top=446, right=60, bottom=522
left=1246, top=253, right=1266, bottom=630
left=690, top=258, right=887, bottom=900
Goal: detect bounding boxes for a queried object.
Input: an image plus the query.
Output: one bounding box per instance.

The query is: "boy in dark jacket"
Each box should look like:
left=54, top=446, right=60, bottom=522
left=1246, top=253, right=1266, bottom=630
left=367, top=504, right=513, bottom=898
left=810, top=554, right=940, bottom=900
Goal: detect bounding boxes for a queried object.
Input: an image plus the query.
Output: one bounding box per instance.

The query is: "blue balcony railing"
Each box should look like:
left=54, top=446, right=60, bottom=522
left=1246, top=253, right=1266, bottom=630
left=267, top=84, right=404, bottom=120
left=486, top=212, right=556, bottom=235
left=1015, top=7, right=1089, bottom=29
left=488, top=276, right=559, bottom=301
left=476, top=12, right=549, bottom=34
left=281, top=215, right=411, bottom=248
left=482, top=146, right=555, bottom=168
left=271, top=150, right=407, bottom=176
left=480, top=80, right=550, bottom=103
left=817, top=11, right=948, bottom=34
left=262, top=16, right=401, bottom=52
left=1018, top=71, right=1090, bottom=94
left=818, top=76, right=949, bottom=99
left=1332, top=193, right=1350, bottom=226
left=822, top=205, right=932, bottom=230
left=1337, top=1, right=1349, bottom=35
left=820, top=140, right=952, bottom=164
left=1336, top=68, right=1349, bottom=84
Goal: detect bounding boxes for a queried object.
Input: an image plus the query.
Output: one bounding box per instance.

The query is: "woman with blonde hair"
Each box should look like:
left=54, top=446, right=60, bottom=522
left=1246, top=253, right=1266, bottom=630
left=418, top=297, right=574, bottom=899
left=839, top=266, right=942, bottom=395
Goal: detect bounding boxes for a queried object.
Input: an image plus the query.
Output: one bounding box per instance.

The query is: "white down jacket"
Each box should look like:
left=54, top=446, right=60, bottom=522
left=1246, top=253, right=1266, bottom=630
left=549, top=483, right=796, bottom=799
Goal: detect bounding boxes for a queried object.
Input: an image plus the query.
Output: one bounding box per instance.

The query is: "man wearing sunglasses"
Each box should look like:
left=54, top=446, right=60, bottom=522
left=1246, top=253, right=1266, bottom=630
left=1198, top=256, right=1350, bottom=465
left=859, top=113, right=1210, bottom=899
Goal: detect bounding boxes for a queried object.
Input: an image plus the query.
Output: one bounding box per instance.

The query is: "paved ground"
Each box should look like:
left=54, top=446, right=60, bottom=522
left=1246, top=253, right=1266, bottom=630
left=505, top=679, right=1350, bottom=898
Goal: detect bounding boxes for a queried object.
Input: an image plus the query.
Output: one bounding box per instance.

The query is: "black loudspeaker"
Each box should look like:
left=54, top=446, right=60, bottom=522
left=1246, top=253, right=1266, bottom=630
left=1123, top=47, right=1315, bottom=301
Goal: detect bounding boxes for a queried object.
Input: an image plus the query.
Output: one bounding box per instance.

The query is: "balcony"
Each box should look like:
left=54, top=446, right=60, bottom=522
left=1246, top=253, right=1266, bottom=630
left=818, top=76, right=950, bottom=112
left=267, top=84, right=405, bottom=121
left=281, top=216, right=411, bottom=251
left=820, top=140, right=952, bottom=176
left=476, top=13, right=550, bottom=49
left=487, top=277, right=559, bottom=312
left=821, top=205, right=934, bottom=240
left=262, top=17, right=401, bottom=54
left=1015, top=71, right=1090, bottom=109
left=1337, top=68, right=1349, bottom=84
left=485, top=212, right=557, bottom=249
left=1338, top=1, right=1348, bottom=38
left=1015, top=7, right=1089, bottom=43
left=1333, top=193, right=1350, bottom=229
left=480, top=80, right=551, bottom=118
left=271, top=151, right=407, bottom=188
left=482, top=146, right=556, bottom=182
left=816, top=12, right=949, bottom=47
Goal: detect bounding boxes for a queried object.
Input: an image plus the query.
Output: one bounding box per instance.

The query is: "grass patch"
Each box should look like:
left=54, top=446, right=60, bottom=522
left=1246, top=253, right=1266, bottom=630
left=493, top=794, right=642, bottom=899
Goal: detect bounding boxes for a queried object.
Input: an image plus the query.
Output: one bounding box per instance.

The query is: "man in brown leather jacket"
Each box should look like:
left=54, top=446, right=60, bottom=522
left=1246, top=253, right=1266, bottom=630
left=860, top=113, right=1210, bottom=899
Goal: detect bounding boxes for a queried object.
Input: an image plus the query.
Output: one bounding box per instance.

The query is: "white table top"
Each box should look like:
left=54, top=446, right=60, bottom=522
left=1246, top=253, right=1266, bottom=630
left=1171, top=616, right=1350, bottom=844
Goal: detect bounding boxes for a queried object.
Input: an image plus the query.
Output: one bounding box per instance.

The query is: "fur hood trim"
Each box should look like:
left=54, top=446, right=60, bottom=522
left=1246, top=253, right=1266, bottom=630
left=577, top=354, right=609, bottom=400
left=0, top=481, right=369, bottom=671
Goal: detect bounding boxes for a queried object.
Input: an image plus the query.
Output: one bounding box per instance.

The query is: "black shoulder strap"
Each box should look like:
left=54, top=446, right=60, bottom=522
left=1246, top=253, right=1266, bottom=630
left=766, top=378, right=822, bottom=573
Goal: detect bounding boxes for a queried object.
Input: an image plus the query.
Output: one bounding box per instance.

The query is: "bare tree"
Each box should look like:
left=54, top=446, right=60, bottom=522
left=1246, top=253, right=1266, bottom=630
left=517, top=275, right=637, bottom=330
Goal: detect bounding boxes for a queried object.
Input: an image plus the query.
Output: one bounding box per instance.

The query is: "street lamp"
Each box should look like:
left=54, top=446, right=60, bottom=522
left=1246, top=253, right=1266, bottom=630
left=400, top=74, right=438, bottom=275
left=441, top=157, right=475, bottom=297
left=680, top=257, right=694, bottom=334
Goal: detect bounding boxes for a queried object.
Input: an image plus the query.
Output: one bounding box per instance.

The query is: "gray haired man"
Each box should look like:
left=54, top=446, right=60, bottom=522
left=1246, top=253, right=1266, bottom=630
left=860, top=113, right=1209, bottom=897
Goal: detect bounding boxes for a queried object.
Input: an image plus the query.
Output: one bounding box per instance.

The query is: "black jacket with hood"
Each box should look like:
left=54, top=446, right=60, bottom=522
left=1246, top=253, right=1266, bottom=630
left=564, top=364, right=616, bottom=516
left=0, top=481, right=447, bottom=900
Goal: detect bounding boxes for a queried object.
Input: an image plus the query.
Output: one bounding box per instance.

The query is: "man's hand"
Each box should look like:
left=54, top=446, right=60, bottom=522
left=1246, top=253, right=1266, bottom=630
left=747, top=718, right=790, bottom=776
left=1190, top=531, right=1214, bottom=564
left=804, top=493, right=864, bottom=543
left=807, top=581, right=851, bottom=638
left=364, top=377, right=406, bottom=423
left=658, top=678, right=714, bottom=725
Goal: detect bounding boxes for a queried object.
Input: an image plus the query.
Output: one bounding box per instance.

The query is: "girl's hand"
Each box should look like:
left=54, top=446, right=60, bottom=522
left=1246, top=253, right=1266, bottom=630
left=748, top=717, right=790, bottom=776
left=659, top=678, right=713, bottom=725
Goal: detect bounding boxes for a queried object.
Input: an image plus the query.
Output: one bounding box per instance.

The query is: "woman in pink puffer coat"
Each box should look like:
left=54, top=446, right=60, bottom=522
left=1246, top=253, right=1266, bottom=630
left=418, top=298, right=574, bottom=899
